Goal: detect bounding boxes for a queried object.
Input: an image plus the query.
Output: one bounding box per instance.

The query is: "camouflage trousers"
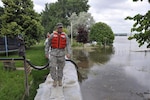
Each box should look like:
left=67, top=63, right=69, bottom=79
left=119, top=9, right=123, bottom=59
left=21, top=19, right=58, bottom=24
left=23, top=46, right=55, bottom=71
left=49, top=55, right=65, bottom=81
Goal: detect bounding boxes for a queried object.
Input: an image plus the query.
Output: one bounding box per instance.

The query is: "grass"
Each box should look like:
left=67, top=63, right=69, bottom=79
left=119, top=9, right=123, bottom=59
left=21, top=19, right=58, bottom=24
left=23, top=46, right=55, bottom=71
left=0, top=70, right=25, bottom=100
left=0, top=41, right=49, bottom=100
left=26, top=43, right=47, bottom=65
left=24, top=70, right=49, bottom=100
left=0, top=39, right=87, bottom=100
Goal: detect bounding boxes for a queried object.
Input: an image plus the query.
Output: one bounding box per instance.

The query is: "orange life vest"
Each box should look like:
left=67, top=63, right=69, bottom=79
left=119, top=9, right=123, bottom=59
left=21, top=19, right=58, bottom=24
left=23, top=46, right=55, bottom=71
left=51, top=31, right=67, bottom=49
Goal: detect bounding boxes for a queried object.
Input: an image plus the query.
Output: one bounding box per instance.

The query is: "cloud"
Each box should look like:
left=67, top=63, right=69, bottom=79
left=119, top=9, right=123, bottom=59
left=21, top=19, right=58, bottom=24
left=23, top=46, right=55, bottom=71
left=32, top=0, right=57, bottom=13
left=0, top=1, right=3, bottom=7
left=88, top=0, right=150, bottom=33
left=0, top=0, right=149, bottom=33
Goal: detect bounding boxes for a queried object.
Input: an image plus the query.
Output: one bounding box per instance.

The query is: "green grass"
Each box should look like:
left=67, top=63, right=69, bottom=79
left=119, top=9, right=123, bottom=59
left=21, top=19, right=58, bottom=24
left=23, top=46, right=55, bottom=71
left=26, top=43, right=48, bottom=65
left=0, top=41, right=49, bottom=100
left=0, top=70, right=25, bottom=100
left=71, top=40, right=83, bottom=47
left=24, top=70, right=49, bottom=100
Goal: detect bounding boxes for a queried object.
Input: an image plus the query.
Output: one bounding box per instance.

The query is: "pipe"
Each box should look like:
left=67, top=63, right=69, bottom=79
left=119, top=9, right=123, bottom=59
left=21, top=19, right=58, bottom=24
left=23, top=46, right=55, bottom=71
left=0, top=58, right=24, bottom=60
left=0, top=58, right=83, bottom=81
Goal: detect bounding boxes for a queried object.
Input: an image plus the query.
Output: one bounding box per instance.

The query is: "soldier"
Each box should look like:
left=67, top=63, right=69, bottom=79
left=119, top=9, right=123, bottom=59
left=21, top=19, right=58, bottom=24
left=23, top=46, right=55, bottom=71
left=45, top=23, right=71, bottom=87
left=44, top=32, right=51, bottom=59
left=44, top=32, right=50, bottom=46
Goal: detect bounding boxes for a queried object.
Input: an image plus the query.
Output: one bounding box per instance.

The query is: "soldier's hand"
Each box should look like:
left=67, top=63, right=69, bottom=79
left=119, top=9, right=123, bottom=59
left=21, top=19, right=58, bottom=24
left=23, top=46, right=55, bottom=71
left=66, top=54, right=70, bottom=59
left=45, top=54, right=49, bottom=59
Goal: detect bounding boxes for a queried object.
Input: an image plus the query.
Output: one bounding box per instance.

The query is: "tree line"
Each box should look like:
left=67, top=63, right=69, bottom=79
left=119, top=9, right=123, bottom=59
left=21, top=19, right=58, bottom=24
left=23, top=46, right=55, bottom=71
left=0, top=0, right=114, bottom=48
left=0, top=0, right=148, bottom=48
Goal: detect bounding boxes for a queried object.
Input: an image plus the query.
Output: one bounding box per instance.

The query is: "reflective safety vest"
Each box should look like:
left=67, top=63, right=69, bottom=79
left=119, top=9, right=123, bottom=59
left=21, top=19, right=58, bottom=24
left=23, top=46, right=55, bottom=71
left=51, top=31, right=67, bottom=49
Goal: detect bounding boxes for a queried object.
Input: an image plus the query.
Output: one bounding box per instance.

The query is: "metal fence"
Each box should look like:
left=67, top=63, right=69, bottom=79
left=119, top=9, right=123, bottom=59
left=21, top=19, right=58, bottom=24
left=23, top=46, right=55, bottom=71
left=0, top=36, right=19, bottom=56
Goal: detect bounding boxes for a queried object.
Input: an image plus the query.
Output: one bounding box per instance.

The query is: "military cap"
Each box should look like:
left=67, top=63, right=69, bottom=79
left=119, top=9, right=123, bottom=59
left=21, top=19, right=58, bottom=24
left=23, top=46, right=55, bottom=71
left=56, top=23, right=63, bottom=28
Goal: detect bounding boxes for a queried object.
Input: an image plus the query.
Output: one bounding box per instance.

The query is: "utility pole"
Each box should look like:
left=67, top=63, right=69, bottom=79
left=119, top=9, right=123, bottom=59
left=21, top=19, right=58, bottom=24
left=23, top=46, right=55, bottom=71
left=71, top=22, right=73, bottom=46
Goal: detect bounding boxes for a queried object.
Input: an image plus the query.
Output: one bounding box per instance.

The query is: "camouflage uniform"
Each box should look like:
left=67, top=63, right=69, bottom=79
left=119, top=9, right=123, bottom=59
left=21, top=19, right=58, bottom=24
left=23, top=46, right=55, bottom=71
left=45, top=30, right=71, bottom=81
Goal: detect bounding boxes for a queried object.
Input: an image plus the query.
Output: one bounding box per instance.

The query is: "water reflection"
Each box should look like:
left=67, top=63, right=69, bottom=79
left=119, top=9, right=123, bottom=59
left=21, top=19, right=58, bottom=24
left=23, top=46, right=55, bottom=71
left=72, top=46, right=114, bottom=81
left=74, top=36, right=150, bottom=100
left=72, top=36, right=150, bottom=83
left=89, top=47, right=114, bottom=64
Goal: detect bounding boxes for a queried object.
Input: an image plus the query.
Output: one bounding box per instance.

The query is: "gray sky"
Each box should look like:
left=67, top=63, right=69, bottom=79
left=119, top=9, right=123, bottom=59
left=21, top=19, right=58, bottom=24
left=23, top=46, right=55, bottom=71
left=0, top=0, right=149, bottom=33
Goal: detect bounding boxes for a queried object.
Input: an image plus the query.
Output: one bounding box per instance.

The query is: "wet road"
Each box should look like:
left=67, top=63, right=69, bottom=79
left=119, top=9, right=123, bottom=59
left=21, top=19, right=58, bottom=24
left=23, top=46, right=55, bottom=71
left=73, top=36, right=150, bottom=100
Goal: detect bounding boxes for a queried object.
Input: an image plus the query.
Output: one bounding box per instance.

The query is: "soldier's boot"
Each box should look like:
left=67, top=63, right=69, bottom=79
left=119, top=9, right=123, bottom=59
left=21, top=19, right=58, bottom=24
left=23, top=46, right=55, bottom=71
left=53, top=80, right=57, bottom=87
left=58, top=80, right=62, bottom=86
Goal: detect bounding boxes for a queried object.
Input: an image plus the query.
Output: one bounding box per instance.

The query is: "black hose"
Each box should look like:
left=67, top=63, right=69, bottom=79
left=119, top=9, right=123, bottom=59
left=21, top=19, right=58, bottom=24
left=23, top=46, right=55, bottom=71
left=26, top=59, right=77, bottom=70
left=0, top=57, right=83, bottom=81
left=66, top=59, right=83, bottom=82
left=26, top=59, right=83, bottom=81
left=66, top=59, right=78, bottom=69
left=26, top=60, right=49, bottom=70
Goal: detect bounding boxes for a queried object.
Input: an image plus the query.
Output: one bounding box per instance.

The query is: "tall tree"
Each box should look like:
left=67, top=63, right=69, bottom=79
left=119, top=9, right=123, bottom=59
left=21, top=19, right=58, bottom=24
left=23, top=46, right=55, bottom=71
left=0, top=0, right=44, bottom=47
left=76, top=25, right=88, bottom=43
left=0, top=7, right=4, bottom=29
left=68, top=12, right=95, bottom=43
left=41, top=0, right=90, bottom=34
left=125, top=0, right=150, bottom=48
left=90, top=22, right=114, bottom=46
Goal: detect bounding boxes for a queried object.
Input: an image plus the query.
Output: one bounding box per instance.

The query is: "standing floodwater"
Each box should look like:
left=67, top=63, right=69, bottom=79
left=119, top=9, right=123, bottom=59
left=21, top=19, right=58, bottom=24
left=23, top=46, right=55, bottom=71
left=73, top=36, right=150, bottom=100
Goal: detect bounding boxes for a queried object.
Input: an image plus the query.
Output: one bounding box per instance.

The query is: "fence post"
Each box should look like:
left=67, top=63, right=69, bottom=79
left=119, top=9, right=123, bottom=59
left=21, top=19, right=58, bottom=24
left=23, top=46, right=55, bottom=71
left=23, top=56, right=29, bottom=97
left=18, top=34, right=29, bottom=96
left=4, top=36, right=8, bottom=57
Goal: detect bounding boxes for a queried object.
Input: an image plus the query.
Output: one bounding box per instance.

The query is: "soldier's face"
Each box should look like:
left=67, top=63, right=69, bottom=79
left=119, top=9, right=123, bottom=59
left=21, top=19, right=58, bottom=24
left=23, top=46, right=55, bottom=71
left=57, top=27, right=63, bottom=33
left=47, top=34, right=50, bottom=38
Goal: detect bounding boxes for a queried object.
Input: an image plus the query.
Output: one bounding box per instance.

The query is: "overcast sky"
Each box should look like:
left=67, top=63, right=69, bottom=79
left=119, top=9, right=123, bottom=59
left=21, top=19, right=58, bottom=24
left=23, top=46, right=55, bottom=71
left=0, top=0, right=149, bottom=33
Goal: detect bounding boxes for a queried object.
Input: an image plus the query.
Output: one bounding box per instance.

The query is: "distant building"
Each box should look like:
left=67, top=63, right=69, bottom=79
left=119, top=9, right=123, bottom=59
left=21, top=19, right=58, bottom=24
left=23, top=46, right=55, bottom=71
left=114, top=33, right=128, bottom=36
left=92, top=41, right=97, bottom=45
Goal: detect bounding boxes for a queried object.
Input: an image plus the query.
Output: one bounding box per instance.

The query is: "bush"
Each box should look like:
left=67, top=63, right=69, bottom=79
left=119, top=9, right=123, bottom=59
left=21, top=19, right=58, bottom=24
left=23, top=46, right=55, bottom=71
left=89, top=22, right=115, bottom=46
